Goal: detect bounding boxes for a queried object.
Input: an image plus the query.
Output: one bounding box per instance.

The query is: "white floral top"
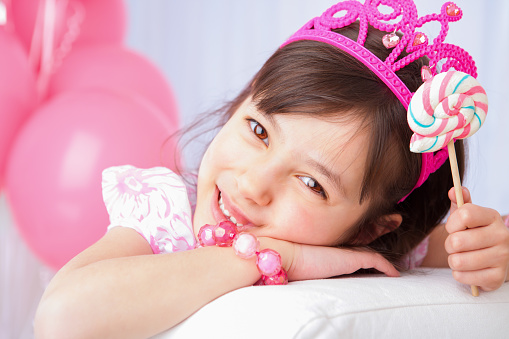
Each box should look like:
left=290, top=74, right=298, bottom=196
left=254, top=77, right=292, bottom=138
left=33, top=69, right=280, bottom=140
left=101, top=165, right=428, bottom=267
left=102, top=165, right=196, bottom=254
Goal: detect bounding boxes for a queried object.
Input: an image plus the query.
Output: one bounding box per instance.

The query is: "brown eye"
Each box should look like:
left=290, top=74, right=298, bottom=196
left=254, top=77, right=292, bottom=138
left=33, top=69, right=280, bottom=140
left=254, top=124, right=267, bottom=139
left=249, top=120, right=269, bottom=145
left=298, top=176, right=327, bottom=199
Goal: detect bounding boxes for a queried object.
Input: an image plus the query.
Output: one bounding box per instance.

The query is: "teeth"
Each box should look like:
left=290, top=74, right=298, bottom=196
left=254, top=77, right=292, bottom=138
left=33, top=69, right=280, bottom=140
left=222, top=207, right=230, bottom=217
left=218, top=192, right=243, bottom=228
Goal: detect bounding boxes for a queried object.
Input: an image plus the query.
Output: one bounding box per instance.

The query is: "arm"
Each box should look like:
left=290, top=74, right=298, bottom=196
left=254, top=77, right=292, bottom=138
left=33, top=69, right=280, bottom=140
left=35, top=226, right=399, bottom=339
left=34, top=227, right=262, bottom=339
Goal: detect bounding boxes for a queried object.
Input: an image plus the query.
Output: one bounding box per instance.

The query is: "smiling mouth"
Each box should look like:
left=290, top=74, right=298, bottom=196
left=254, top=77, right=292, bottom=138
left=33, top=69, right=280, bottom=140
left=218, top=192, right=244, bottom=228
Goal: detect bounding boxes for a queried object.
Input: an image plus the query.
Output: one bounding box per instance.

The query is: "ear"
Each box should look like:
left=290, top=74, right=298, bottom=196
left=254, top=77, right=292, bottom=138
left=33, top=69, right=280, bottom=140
left=353, top=213, right=403, bottom=245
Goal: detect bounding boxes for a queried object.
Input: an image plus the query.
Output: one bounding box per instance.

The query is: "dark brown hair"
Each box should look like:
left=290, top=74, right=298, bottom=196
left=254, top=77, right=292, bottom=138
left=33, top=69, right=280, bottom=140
left=181, top=23, right=465, bottom=268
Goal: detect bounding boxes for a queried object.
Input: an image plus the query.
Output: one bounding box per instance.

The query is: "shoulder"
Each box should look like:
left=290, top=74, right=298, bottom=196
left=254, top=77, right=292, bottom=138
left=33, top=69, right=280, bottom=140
left=101, top=165, right=196, bottom=253
left=102, top=165, right=189, bottom=209
left=102, top=165, right=187, bottom=196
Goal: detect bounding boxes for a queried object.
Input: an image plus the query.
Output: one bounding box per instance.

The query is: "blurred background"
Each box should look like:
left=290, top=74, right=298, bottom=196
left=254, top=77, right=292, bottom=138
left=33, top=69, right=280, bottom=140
left=1, top=0, right=508, bottom=337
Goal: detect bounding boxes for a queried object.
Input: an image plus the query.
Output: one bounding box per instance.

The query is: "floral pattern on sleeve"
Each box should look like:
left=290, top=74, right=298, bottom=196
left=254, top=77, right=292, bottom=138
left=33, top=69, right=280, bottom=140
left=102, top=165, right=196, bottom=254
left=400, top=236, right=429, bottom=270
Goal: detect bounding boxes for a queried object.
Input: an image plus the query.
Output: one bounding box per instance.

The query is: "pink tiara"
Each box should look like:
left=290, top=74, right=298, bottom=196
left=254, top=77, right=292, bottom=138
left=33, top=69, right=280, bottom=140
left=280, top=0, right=478, bottom=202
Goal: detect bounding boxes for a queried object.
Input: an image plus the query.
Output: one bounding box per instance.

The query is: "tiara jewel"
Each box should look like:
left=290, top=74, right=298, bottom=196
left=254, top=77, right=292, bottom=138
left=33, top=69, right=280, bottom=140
left=382, top=32, right=400, bottom=48
left=281, top=0, right=477, bottom=109
left=281, top=0, right=479, bottom=201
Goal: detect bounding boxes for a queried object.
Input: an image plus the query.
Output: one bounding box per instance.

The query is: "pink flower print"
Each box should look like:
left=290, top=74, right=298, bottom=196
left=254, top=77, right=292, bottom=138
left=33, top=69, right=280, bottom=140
left=412, top=236, right=429, bottom=268
left=103, top=165, right=190, bottom=223
left=167, top=213, right=195, bottom=251
left=149, top=234, right=163, bottom=254
left=102, top=165, right=196, bottom=253
left=102, top=166, right=158, bottom=223
left=148, top=214, right=195, bottom=253
left=150, top=217, right=195, bottom=254
left=401, top=236, right=430, bottom=269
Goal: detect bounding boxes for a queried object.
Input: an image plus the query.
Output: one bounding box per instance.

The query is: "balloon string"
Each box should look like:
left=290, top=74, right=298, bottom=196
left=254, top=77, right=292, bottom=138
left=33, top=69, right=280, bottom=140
left=28, top=0, right=45, bottom=78
left=36, top=0, right=57, bottom=101
left=29, top=0, right=83, bottom=102
left=52, top=1, right=85, bottom=73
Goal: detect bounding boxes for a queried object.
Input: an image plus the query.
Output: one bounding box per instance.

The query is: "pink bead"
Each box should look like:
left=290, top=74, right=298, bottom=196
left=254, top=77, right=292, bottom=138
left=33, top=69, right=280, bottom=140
left=233, top=233, right=259, bottom=259
left=213, top=220, right=238, bottom=247
left=382, top=33, right=399, bottom=49
left=253, top=278, right=265, bottom=286
left=412, top=32, right=427, bottom=47
left=256, top=249, right=282, bottom=277
left=421, top=65, right=433, bottom=82
left=446, top=3, right=460, bottom=16
left=198, top=224, right=217, bottom=247
left=262, top=269, right=288, bottom=285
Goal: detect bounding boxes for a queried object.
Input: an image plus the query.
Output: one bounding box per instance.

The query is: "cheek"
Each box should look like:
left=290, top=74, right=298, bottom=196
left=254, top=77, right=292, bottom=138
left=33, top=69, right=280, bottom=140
left=203, top=129, right=244, bottom=167
left=276, top=203, right=343, bottom=246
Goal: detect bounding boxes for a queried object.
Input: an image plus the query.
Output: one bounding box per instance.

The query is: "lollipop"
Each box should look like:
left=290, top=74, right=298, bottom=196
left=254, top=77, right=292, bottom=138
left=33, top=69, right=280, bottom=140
left=408, top=70, right=488, bottom=153
left=407, top=70, right=488, bottom=296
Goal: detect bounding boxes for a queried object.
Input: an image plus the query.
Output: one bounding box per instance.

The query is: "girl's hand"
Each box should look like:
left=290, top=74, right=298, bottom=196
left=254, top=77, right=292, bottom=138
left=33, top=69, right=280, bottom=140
left=259, top=237, right=399, bottom=281
left=445, top=187, right=509, bottom=291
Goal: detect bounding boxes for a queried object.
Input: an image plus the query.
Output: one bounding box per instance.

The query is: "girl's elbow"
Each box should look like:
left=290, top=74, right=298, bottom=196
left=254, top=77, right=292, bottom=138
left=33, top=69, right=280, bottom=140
left=34, top=296, right=84, bottom=339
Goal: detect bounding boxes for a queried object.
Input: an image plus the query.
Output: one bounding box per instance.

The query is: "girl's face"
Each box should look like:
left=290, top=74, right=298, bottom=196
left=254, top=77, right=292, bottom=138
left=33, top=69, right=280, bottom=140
left=193, top=98, right=370, bottom=246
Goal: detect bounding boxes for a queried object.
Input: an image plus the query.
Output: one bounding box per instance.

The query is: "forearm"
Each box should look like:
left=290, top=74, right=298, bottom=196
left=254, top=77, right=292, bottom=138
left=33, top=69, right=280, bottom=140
left=35, top=246, right=260, bottom=339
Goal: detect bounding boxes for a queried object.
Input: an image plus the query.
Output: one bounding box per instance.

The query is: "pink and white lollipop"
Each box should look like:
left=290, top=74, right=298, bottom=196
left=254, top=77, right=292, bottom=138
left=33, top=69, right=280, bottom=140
left=408, top=70, right=488, bottom=153
left=407, top=69, right=488, bottom=297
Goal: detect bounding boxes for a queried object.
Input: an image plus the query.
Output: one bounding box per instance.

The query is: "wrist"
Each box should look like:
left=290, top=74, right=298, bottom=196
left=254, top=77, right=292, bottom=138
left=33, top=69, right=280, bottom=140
left=198, top=222, right=289, bottom=285
left=258, top=237, right=298, bottom=276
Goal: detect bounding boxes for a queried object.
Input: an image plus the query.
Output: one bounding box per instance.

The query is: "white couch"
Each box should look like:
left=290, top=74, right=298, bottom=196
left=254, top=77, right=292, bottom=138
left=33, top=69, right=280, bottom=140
left=155, top=268, right=509, bottom=338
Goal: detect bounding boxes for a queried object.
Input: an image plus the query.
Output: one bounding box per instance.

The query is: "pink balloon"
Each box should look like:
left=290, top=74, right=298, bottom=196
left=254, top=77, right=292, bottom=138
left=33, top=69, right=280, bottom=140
left=5, top=90, right=181, bottom=270
left=0, top=29, right=37, bottom=186
left=11, top=0, right=126, bottom=53
left=48, top=44, right=180, bottom=126
left=73, top=0, right=126, bottom=45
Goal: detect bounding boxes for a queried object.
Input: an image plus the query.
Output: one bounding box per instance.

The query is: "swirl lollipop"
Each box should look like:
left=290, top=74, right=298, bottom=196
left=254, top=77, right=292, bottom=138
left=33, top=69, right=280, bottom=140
left=407, top=70, right=488, bottom=296
left=408, top=70, right=488, bottom=153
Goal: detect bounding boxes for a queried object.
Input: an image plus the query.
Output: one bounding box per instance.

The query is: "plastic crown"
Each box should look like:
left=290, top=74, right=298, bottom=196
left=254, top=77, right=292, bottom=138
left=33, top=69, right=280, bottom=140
left=281, top=0, right=477, bottom=201
left=282, top=0, right=477, bottom=109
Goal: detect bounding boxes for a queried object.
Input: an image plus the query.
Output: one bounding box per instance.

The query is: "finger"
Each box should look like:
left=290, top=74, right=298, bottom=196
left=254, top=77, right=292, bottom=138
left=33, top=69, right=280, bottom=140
left=448, top=186, right=471, bottom=207
left=445, top=225, right=504, bottom=253
left=452, top=267, right=507, bottom=292
left=445, top=204, right=499, bottom=234
left=353, top=251, right=400, bottom=277
left=290, top=246, right=400, bottom=280
left=448, top=246, right=503, bottom=271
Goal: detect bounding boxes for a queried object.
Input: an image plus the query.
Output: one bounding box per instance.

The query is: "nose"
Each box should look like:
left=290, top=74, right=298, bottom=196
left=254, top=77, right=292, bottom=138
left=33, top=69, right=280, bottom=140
left=236, top=158, right=281, bottom=206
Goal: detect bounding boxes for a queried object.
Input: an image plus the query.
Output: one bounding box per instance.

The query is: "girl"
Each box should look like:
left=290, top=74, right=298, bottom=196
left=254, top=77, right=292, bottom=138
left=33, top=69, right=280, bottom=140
left=34, top=1, right=509, bottom=338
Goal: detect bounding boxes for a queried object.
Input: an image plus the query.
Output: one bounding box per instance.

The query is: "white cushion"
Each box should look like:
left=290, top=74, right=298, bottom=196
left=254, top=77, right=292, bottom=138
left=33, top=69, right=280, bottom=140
left=154, top=268, right=509, bottom=338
